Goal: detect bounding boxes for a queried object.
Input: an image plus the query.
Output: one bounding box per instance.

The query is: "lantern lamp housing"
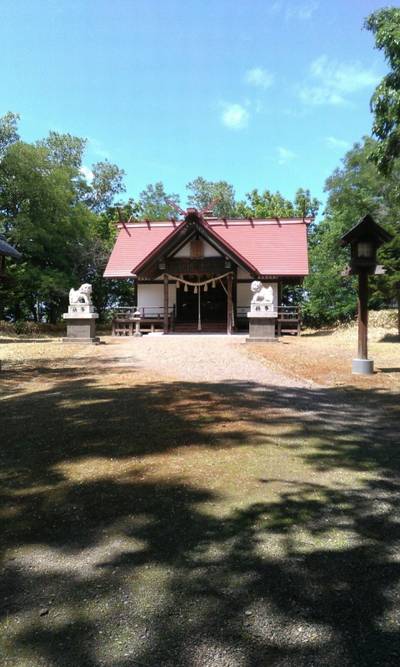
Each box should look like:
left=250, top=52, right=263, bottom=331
left=356, top=241, right=374, bottom=259
left=340, top=214, right=392, bottom=275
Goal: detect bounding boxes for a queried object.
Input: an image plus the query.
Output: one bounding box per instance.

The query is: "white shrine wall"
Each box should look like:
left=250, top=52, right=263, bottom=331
left=172, top=241, right=221, bottom=258
left=137, top=283, right=177, bottom=309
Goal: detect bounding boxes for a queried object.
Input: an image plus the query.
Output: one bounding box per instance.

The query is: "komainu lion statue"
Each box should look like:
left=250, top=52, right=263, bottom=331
left=250, top=280, right=273, bottom=307
left=69, top=283, right=93, bottom=306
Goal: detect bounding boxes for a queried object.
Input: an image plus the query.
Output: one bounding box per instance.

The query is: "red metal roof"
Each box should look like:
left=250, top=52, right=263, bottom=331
left=104, top=223, right=180, bottom=278
left=103, top=217, right=310, bottom=278
left=209, top=220, right=309, bottom=276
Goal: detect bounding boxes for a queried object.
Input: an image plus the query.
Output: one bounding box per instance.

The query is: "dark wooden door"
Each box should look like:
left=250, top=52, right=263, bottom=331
left=176, top=282, right=227, bottom=322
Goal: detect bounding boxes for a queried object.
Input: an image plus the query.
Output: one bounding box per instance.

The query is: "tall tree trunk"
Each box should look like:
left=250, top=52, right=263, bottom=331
left=48, top=304, right=57, bottom=325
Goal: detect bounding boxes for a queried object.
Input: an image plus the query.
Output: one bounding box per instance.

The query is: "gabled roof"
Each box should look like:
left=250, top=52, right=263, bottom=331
left=104, top=213, right=311, bottom=278
left=0, top=235, right=22, bottom=260
left=132, top=213, right=259, bottom=276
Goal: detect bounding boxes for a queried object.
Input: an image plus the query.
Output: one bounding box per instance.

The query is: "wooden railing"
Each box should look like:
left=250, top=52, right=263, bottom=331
left=111, top=306, right=175, bottom=335
left=112, top=305, right=300, bottom=335
left=112, top=306, right=175, bottom=320
left=236, top=305, right=301, bottom=335
left=236, top=305, right=300, bottom=320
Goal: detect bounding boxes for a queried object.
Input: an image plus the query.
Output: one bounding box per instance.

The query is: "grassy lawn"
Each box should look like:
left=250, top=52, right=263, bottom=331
left=1, top=334, right=399, bottom=666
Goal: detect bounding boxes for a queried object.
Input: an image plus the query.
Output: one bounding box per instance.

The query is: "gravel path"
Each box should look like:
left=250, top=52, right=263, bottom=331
left=104, top=334, right=313, bottom=388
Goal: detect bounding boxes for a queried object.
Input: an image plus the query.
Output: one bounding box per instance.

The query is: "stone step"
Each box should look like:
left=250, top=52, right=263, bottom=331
left=174, top=321, right=227, bottom=333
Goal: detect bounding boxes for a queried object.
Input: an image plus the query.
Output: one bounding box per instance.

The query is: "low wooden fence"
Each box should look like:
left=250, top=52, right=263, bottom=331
left=236, top=305, right=301, bottom=335
left=112, top=305, right=301, bottom=335
left=111, top=306, right=175, bottom=335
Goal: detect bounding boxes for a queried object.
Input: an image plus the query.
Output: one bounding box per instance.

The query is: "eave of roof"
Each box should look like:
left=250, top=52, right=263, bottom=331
left=132, top=222, right=184, bottom=274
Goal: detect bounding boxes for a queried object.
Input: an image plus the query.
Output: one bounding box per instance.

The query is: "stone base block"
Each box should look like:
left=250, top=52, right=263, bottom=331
left=63, top=337, right=100, bottom=344
left=247, top=317, right=278, bottom=342
left=352, top=358, right=374, bottom=375
left=63, top=318, right=98, bottom=342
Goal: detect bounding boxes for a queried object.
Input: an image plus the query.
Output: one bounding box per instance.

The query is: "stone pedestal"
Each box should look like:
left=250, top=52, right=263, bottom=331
left=352, top=358, right=374, bottom=375
left=63, top=304, right=99, bottom=343
left=246, top=310, right=278, bottom=343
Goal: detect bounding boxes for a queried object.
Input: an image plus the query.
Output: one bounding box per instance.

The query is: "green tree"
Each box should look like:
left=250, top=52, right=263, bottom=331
left=0, top=114, right=127, bottom=323
left=138, top=182, right=181, bottom=220
left=0, top=111, right=20, bottom=157
left=0, top=140, right=92, bottom=321
left=79, top=213, right=135, bottom=320
left=303, top=219, right=358, bottom=325
left=235, top=188, right=319, bottom=219
left=186, top=177, right=236, bottom=217
left=304, top=137, right=400, bottom=327
left=365, top=7, right=400, bottom=174
left=88, top=160, right=126, bottom=213
left=37, top=131, right=86, bottom=169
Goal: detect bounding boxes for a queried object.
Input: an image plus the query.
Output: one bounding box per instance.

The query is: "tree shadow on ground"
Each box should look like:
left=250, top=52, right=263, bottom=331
left=300, top=329, right=336, bottom=337
left=1, top=364, right=399, bottom=666
left=379, top=333, right=400, bottom=343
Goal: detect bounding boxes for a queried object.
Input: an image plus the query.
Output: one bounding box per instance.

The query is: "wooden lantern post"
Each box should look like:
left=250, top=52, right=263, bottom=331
left=341, top=215, right=392, bottom=375
left=163, top=272, right=169, bottom=334
left=357, top=269, right=369, bottom=361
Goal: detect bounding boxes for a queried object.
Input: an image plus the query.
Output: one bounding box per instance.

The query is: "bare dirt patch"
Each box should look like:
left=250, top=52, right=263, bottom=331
left=246, top=325, right=400, bottom=389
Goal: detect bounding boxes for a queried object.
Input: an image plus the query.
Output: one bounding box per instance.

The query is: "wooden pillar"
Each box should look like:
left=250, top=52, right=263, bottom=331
left=227, top=273, right=233, bottom=335
left=278, top=280, right=282, bottom=307
left=357, top=270, right=368, bottom=359
left=163, top=273, right=169, bottom=334
left=232, top=266, right=237, bottom=331
left=197, top=281, right=202, bottom=331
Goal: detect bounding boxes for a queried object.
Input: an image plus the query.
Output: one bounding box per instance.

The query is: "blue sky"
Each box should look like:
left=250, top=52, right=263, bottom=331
left=0, top=0, right=397, bottom=211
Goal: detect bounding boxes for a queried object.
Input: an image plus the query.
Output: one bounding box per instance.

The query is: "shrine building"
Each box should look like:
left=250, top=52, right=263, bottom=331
left=104, top=208, right=310, bottom=335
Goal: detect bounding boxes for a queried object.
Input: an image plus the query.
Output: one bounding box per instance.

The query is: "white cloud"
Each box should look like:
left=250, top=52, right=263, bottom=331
left=299, top=87, right=345, bottom=106
left=221, top=103, right=249, bottom=130
left=267, top=1, right=318, bottom=20
left=325, top=136, right=350, bottom=151
left=87, top=137, right=110, bottom=160
left=277, top=146, right=297, bottom=165
left=267, top=1, right=282, bottom=14
left=245, top=67, right=274, bottom=89
left=285, top=1, right=319, bottom=20
left=80, top=165, right=94, bottom=182
left=299, top=55, right=379, bottom=106
left=311, top=55, right=378, bottom=93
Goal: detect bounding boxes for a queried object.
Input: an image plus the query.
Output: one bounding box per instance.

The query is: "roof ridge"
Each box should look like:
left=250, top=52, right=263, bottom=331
left=119, top=217, right=311, bottom=229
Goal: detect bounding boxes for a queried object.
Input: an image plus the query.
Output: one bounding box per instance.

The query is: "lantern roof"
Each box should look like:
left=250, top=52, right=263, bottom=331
left=340, top=214, right=392, bottom=248
left=0, top=235, right=22, bottom=260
